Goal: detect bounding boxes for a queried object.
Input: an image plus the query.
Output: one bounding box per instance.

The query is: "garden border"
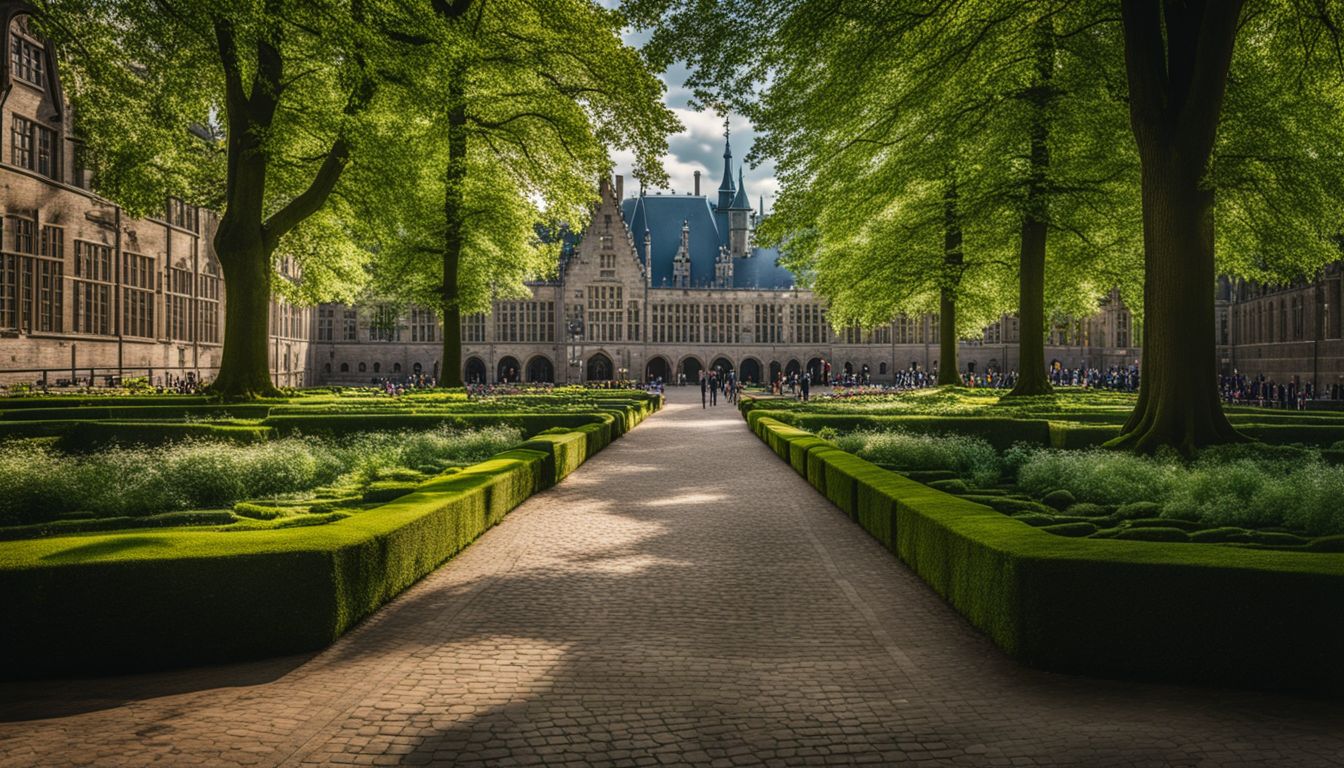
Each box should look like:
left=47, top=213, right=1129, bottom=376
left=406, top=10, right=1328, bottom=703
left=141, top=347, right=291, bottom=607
left=0, top=393, right=660, bottom=678
left=749, top=411, right=1344, bottom=692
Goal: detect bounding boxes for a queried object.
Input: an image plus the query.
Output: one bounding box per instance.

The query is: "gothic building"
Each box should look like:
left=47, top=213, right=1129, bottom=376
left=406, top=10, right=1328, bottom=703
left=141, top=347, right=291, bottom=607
left=310, top=129, right=1141, bottom=388
left=0, top=7, right=309, bottom=387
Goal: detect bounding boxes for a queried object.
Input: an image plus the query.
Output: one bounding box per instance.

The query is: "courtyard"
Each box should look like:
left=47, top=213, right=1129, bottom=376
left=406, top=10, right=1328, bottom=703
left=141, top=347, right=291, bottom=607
left=2, top=387, right=1341, bottom=767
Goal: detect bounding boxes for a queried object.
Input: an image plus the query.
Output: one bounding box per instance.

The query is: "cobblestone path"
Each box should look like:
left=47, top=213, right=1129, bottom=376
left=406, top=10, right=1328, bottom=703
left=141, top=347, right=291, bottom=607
left=2, top=387, right=1343, bottom=767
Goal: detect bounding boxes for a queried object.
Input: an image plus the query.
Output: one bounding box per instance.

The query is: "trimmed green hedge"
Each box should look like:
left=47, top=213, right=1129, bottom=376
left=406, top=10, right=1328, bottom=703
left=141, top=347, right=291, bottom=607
left=0, top=413, right=639, bottom=678
left=751, top=415, right=1344, bottom=692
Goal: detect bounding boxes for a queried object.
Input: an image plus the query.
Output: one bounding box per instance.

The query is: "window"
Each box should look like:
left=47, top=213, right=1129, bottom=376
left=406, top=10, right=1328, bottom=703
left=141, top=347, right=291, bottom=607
left=8, top=117, right=56, bottom=178
left=410, top=307, right=437, bottom=342
left=198, top=261, right=221, bottom=343
left=10, top=33, right=44, bottom=86
left=627, top=300, right=641, bottom=342
left=167, top=198, right=199, bottom=232
left=461, top=313, right=486, bottom=342
left=369, top=305, right=401, bottom=341
left=754, top=304, right=782, bottom=344
left=340, top=362, right=349, bottom=373
left=791, top=304, right=827, bottom=344
left=317, top=306, right=335, bottom=341
left=358, top=362, right=367, bottom=372
left=493, top=301, right=553, bottom=342
left=7, top=216, right=34, bottom=254
left=36, top=123, right=55, bottom=178
left=342, top=308, right=358, bottom=341
left=704, top=303, right=739, bottom=344
left=122, top=252, right=154, bottom=338
left=168, top=266, right=192, bottom=341
left=586, top=285, right=623, bottom=343
left=73, top=241, right=113, bottom=335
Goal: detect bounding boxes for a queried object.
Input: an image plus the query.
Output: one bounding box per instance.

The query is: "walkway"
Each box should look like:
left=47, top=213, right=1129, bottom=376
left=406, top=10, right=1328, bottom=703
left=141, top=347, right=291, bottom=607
left=2, top=388, right=1343, bottom=767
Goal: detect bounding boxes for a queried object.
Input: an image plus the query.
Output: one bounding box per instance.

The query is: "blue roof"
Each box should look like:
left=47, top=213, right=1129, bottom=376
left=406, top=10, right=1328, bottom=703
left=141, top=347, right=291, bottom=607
left=620, top=194, right=794, bottom=290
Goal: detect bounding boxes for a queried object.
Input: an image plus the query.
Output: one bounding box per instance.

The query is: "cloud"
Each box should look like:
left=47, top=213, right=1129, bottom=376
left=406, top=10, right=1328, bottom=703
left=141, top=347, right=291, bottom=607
left=607, top=44, right=779, bottom=214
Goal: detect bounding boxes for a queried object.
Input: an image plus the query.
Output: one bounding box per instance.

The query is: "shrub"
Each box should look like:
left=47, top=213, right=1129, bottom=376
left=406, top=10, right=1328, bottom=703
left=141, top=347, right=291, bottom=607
left=1042, top=489, right=1075, bottom=510
left=1064, top=502, right=1109, bottom=518
left=0, top=425, right=521, bottom=526
left=1112, top=527, right=1190, bottom=543
left=928, top=479, right=969, bottom=494
left=1041, top=522, right=1098, bottom=537
left=1016, top=449, right=1176, bottom=506
left=835, top=430, right=1001, bottom=487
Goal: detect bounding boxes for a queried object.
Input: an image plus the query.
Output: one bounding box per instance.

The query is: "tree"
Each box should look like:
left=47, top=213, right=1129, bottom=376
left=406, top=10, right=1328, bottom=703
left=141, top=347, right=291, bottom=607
left=633, top=0, right=1141, bottom=394
left=348, top=0, right=676, bottom=386
left=1109, top=0, right=1344, bottom=451
left=37, top=0, right=412, bottom=397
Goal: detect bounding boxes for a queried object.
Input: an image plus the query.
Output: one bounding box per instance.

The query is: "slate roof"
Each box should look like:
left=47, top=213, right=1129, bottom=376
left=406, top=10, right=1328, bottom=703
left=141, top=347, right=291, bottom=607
left=617, top=128, right=795, bottom=291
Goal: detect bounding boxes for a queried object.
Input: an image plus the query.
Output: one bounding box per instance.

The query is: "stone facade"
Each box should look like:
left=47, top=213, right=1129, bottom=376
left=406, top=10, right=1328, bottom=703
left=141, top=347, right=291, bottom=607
left=1218, top=266, right=1344, bottom=392
left=310, top=175, right=1141, bottom=387
left=0, top=9, right=308, bottom=388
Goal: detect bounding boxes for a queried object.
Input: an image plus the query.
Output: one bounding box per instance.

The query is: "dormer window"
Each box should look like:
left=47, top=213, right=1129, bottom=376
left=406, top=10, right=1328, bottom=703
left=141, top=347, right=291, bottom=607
left=10, top=33, right=43, bottom=88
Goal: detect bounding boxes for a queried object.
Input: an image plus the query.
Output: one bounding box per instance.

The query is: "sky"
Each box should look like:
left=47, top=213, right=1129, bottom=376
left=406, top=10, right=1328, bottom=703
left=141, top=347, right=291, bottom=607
left=607, top=31, right=780, bottom=213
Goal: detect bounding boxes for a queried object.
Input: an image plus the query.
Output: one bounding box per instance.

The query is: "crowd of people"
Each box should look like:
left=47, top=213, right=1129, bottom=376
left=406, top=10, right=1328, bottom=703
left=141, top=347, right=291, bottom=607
left=1218, top=373, right=1319, bottom=409
left=697, top=368, right=743, bottom=408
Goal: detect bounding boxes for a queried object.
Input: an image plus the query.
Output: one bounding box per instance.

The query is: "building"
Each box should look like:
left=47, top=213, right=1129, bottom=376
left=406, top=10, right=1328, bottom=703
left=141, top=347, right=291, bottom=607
left=1218, top=267, right=1344, bottom=392
left=0, top=5, right=308, bottom=387
left=311, top=129, right=1140, bottom=387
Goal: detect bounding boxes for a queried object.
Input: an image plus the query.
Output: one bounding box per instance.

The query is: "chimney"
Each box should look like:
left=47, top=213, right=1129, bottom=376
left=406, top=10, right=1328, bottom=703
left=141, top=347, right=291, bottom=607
left=599, top=175, right=611, bottom=198
left=615, top=175, right=624, bottom=201
left=694, top=170, right=701, bottom=196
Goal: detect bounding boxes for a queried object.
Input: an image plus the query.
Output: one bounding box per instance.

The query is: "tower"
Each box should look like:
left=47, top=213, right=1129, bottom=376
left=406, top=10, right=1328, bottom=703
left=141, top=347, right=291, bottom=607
left=728, top=165, right=752, bottom=258
left=715, top=245, right=734, bottom=288
left=673, top=220, right=692, bottom=288
left=716, top=117, right=736, bottom=212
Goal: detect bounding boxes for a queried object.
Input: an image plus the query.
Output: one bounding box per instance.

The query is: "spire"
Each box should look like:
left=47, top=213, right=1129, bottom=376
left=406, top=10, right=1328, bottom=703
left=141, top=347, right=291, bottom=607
left=716, top=116, right=736, bottom=210
left=729, top=164, right=751, bottom=210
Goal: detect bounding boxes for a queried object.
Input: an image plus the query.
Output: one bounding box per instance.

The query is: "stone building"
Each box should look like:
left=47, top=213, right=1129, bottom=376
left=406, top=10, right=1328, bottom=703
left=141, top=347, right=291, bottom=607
left=312, top=131, right=1140, bottom=387
left=0, top=6, right=308, bottom=387
left=1218, top=266, right=1344, bottom=392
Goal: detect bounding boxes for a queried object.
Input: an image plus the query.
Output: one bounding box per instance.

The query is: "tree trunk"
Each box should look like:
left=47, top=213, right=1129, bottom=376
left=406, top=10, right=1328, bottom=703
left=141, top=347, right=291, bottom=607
left=937, top=286, right=959, bottom=385
left=1008, top=22, right=1054, bottom=398
left=937, top=180, right=963, bottom=386
left=210, top=224, right=281, bottom=399
left=1107, top=160, right=1240, bottom=452
left=1111, top=0, right=1245, bottom=452
left=439, top=64, right=468, bottom=388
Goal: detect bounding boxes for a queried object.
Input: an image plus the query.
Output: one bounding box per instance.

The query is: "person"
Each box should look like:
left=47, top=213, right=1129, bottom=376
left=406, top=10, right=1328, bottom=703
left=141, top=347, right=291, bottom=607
left=700, top=370, right=708, bottom=408
left=709, top=372, right=719, bottom=406
left=800, top=371, right=811, bottom=402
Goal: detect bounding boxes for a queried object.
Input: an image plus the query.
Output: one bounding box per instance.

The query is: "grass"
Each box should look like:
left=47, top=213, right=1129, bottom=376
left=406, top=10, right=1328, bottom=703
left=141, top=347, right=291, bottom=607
left=0, top=425, right=522, bottom=526
left=834, top=429, right=1002, bottom=488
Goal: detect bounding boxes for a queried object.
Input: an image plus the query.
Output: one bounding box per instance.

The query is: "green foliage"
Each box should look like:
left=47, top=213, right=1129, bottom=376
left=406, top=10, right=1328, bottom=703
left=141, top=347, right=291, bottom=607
left=752, top=413, right=1344, bottom=693
left=834, top=430, right=1001, bottom=488
left=0, top=426, right=521, bottom=526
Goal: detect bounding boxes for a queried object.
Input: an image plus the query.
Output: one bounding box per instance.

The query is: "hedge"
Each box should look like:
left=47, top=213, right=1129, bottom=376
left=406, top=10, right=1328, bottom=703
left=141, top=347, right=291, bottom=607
left=751, top=415, right=1344, bottom=692
left=0, top=418, right=631, bottom=678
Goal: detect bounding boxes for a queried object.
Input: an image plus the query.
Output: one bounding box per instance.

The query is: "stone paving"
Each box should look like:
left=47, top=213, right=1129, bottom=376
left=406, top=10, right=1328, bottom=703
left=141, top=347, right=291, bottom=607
left=2, top=387, right=1343, bottom=767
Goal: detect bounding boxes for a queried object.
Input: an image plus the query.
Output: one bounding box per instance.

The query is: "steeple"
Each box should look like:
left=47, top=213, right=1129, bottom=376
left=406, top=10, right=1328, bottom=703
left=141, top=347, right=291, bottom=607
left=716, top=116, right=736, bottom=211
left=729, top=164, right=751, bottom=210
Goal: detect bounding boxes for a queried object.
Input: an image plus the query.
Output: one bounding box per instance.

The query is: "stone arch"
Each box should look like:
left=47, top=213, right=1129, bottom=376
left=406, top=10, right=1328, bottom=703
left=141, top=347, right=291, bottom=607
left=413, top=362, right=423, bottom=375
left=358, top=362, right=367, bottom=373
left=586, top=352, right=613, bottom=381
left=497, top=356, right=521, bottom=383
left=525, top=355, right=555, bottom=383
left=785, top=359, right=801, bottom=378
left=464, top=356, right=487, bottom=384
left=645, top=355, right=671, bottom=383
left=710, top=355, right=733, bottom=374
left=393, top=362, right=402, bottom=373
left=679, top=356, right=704, bottom=381
left=739, top=357, right=762, bottom=384
left=340, top=362, right=350, bottom=373
left=769, top=361, right=782, bottom=382
left=806, top=357, right=823, bottom=381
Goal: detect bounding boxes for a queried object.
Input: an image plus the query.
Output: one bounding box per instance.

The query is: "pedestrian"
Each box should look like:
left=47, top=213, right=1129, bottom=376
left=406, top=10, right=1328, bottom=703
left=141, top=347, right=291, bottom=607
left=801, top=372, right=811, bottom=402
left=700, top=370, right=708, bottom=409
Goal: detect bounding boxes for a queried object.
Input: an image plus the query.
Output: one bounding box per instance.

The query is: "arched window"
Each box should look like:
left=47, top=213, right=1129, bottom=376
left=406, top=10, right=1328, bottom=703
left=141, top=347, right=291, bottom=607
left=373, top=362, right=381, bottom=373
left=879, top=362, right=887, bottom=375
left=358, top=362, right=367, bottom=372
left=393, top=362, right=402, bottom=373
left=324, top=362, right=332, bottom=373
left=412, top=362, right=423, bottom=375
left=340, top=362, right=349, bottom=373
